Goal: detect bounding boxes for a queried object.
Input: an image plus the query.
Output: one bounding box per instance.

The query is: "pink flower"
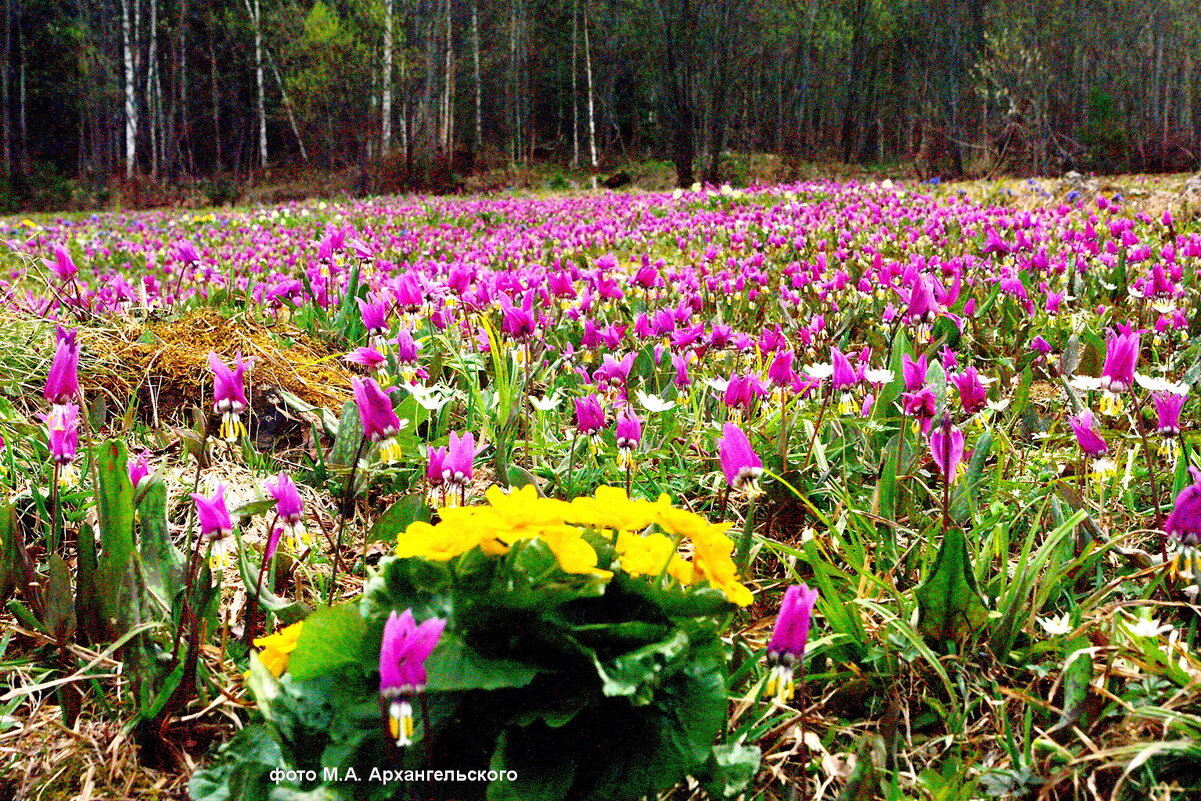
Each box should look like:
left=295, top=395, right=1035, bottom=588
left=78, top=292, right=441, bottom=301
left=48, top=244, right=78, bottom=281
left=1068, top=409, right=1108, bottom=456
left=719, top=423, right=763, bottom=497
left=574, top=395, right=606, bottom=435
left=1154, top=392, right=1187, bottom=436
left=45, top=326, right=80, bottom=406
left=901, top=354, right=928, bottom=392
left=379, top=609, right=447, bottom=747
left=765, top=584, right=818, bottom=702
left=443, top=432, right=481, bottom=490
left=1099, top=326, right=1139, bottom=392
left=1164, top=471, right=1201, bottom=547
left=929, top=419, right=965, bottom=480
left=129, top=450, right=153, bottom=487
left=352, top=377, right=404, bottom=462
left=44, top=403, right=80, bottom=466
left=191, top=485, right=233, bottom=540
left=950, top=367, right=989, bottom=415
left=208, top=351, right=251, bottom=441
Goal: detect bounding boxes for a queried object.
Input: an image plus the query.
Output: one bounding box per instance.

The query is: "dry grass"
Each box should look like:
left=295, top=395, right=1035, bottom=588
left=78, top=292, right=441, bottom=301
left=83, top=307, right=351, bottom=424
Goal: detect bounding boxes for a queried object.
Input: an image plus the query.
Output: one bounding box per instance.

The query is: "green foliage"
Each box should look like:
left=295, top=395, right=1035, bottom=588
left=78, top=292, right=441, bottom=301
left=914, top=527, right=989, bottom=645
left=192, top=527, right=755, bottom=800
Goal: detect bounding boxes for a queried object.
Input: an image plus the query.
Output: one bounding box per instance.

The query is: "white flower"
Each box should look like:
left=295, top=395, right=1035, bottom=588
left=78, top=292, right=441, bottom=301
left=1126, top=613, right=1173, bottom=639
left=864, top=368, right=894, bottom=385
left=404, top=384, right=454, bottom=412
left=803, top=363, right=834, bottom=380
left=1037, top=612, right=1073, bottom=636
left=1134, top=373, right=1188, bottom=394
left=1068, top=375, right=1103, bottom=392
left=530, top=391, right=564, bottom=412
left=635, top=390, right=676, bottom=413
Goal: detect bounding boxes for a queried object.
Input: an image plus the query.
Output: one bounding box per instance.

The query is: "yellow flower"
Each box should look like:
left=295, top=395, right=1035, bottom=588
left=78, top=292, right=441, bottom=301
left=614, top=530, right=676, bottom=576
left=540, top=527, right=612, bottom=577
left=397, top=519, right=484, bottom=561
left=567, top=486, right=665, bottom=534
left=484, top=485, right=571, bottom=526
left=253, top=621, right=304, bottom=678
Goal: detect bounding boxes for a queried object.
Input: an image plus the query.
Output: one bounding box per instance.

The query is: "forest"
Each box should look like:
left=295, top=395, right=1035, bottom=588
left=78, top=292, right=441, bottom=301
left=4, top=0, right=1201, bottom=209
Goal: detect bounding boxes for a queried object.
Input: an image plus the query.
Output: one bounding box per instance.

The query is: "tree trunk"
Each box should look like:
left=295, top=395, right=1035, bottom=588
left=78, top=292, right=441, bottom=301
left=571, top=0, right=579, bottom=166
left=472, top=0, right=482, bottom=150
left=122, top=0, right=138, bottom=177
left=248, top=0, right=267, bottom=170
left=583, top=1, right=597, bottom=168
left=382, top=0, right=394, bottom=155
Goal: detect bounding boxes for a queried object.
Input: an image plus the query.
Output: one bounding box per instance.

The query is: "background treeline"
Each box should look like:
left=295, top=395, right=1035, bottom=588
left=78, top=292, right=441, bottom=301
left=6, top=0, right=1201, bottom=208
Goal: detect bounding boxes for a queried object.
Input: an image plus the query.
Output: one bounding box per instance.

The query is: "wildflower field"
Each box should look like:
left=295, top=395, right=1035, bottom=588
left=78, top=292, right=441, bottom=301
left=2, top=176, right=1201, bottom=801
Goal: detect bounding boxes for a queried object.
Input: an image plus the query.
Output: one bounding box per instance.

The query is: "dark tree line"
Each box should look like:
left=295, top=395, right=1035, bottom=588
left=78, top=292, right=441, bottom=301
left=5, top=0, right=1201, bottom=205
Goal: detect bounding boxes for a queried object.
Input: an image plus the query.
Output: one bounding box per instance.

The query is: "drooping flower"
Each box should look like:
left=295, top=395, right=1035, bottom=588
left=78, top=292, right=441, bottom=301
left=901, top=354, right=928, bottom=392
left=344, top=346, right=387, bottom=369
left=574, top=394, right=606, bottom=436
left=379, top=609, right=447, bottom=748
left=208, top=351, right=251, bottom=442
left=767, top=350, right=796, bottom=389
left=442, top=432, right=481, bottom=501
left=48, top=244, right=78, bottom=282
left=191, top=484, right=234, bottom=569
left=615, top=410, right=642, bottom=468
left=1164, top=470, right=1201, bottom=584
left=265, top=472, right=306, bottom=552
left=719, top=423, right=763, bottom=498
left=352, top=376, right=404, bottom=463
left=1068, top=409, right=1108, bottom=456
left=950, top=367, right=990, bottom=415
left=357, top=294, right=390, bottom=337
left=1099, top=326, right=1139, bottom=394
left=929, top=418, right=965, bottom=481
left=45, top=326, right=80, bottom=406
left=45, top=403, right=80, bottom=466
left=129, top=450, right=153, bottom=487
left=765, top=584, right=819, bottom=703
left=1153, top=391, right=1187, bottom=437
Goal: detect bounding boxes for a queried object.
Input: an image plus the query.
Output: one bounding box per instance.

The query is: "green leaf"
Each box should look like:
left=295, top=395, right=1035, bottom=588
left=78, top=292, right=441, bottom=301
left=506, top=466, right=545, bottom=496
left=915, top=527, right=989, bottom=645
left=366, top=494, right=431, bottom=544
left=0, top=502, right=22, bottom=606
left=695, top=742, right=761, bottom=799
left=1050, top=636, right=1093, bottom=733
left=135, top=479, right=185, bottom=615
left=592, top=628, right=689, bottom=704
left=234, top=529, right=310, bottom=625
left=329, top=402, right=363, bottom=470
left=288, top=604, right=366, bottom=681
left=43, top=554, right=76, bottom=643
left=95, top=439, right=135, bottom=577
left=425, top=630, right=540, bottom=692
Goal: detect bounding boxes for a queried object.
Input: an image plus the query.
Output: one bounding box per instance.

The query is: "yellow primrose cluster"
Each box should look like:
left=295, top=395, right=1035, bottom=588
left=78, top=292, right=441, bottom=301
left=253, top=621, right=304, bottom=678
left=396, top=485, right=753, bottom=606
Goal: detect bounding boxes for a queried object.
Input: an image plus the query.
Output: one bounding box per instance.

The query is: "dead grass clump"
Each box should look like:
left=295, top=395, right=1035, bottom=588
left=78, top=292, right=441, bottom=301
left=83, top=308, right=351, bottom=424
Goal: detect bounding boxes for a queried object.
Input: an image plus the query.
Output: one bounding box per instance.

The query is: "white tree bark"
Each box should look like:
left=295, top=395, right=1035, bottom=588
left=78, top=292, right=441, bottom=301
left=122, top=0, right=137, bottom=177
left=148, top=0, right=159, bottom=175
left=248, top=0, right=267, bottom=169
left=571, top=0, right=579, bottom=167
left=381, top=0, right=393, bottom=155
left=472, top=0, right=482, bottom=149
left=583, top=2, right=597, bottom=168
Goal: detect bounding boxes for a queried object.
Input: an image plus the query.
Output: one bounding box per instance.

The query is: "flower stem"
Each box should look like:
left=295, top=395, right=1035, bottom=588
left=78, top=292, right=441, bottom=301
left=735, top=496, right=758, bottom=573
left=329, top=435, right=368, bottom=604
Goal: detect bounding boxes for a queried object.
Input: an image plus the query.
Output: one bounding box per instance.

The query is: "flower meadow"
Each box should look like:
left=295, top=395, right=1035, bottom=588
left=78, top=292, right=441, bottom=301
left=2, top=179, right=1201, bottom=799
